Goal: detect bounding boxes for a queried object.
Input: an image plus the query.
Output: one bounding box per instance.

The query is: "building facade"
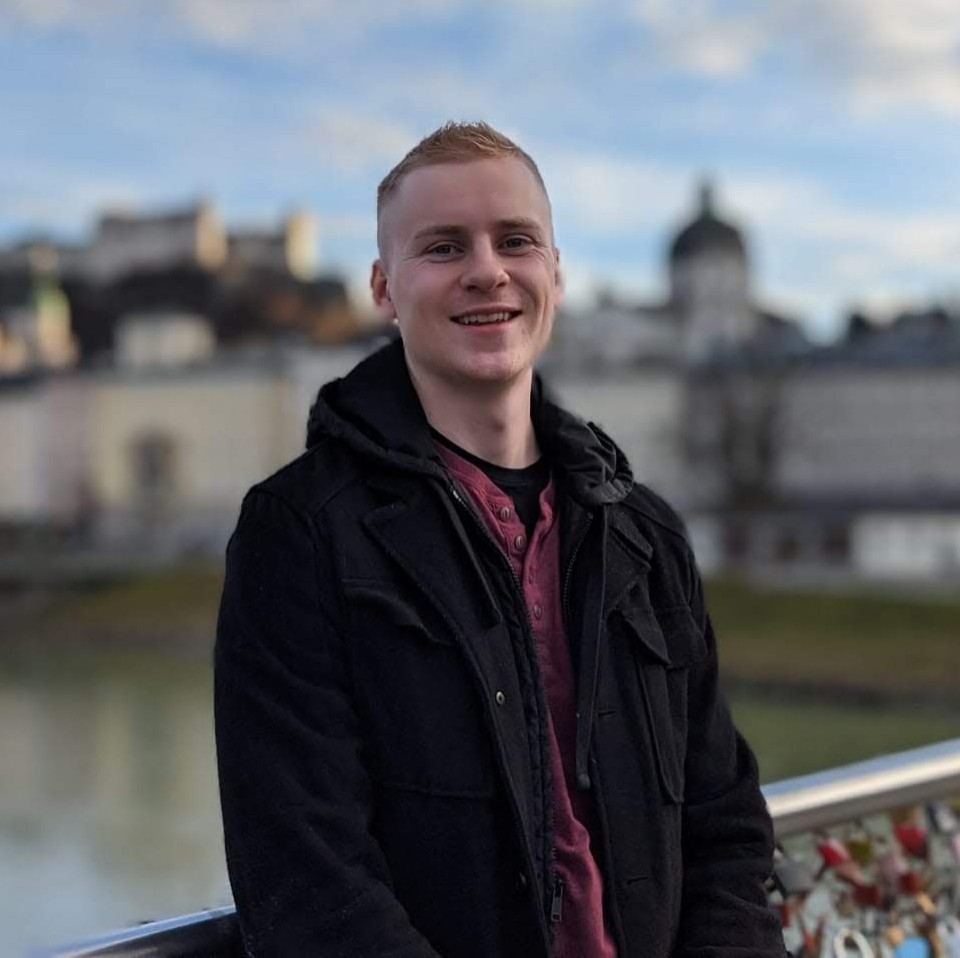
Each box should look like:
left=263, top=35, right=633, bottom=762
left=2, top=183, right=959, bottom=581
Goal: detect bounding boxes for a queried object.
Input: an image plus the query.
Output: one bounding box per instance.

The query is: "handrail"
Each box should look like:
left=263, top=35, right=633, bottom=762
left=30, top=907, right=239, bottom=958
left=763, top=736, right=960, bottom=839
left=34, top=737, right=960, bottom=957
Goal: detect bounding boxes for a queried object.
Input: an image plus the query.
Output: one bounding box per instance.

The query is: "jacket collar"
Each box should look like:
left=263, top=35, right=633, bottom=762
left=306, top=337, right=635, bottom=509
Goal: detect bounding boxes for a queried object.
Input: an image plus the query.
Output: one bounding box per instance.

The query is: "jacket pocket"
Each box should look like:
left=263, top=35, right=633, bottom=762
left=343, top=580, right=496, bottom=798
left=619, top=604, right=699, bottom=804
left=343, top=580, right=454, bottom=645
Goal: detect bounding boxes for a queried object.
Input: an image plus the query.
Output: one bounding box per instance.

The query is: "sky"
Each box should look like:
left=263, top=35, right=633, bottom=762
left=2, top=0, right=960, bottom=340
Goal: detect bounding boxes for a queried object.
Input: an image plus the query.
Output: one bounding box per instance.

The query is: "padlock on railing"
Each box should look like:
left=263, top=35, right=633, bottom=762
left=824, top=926, right=875, bottom=958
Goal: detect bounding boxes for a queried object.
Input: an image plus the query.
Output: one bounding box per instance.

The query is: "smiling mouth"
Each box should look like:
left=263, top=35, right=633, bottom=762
left=450, top=310, right=521, bottom=326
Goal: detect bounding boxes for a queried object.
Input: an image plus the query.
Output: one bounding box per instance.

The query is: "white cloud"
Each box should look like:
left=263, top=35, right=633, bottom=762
left=167, top=0, right=462, bottom=55
left=1, top=0, right=458, bottom=50
left=285, top=109, right=418, bottom=175
left=0, top=0, right=153, bottom=32
left=544, top=152, right=692, bottom=237
left=320, top=212, right=377, bottom=242
left=629, top=0, right=960, bottom=115
left=731, top=175, right=960, bottom=275
left=0, top=167, right=143, bottom=238
left=714, top=172, right=960, bottom=335
left=629, top=0, right=767, bottom=77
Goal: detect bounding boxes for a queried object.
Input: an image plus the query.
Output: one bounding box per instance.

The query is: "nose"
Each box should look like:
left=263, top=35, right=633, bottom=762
left=460, top=240, right=508, bottom=292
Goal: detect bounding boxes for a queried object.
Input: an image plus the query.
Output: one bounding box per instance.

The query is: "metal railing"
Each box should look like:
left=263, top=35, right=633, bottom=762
left=32, top=907, right=240, bottom=958
left=35, top=737, right=960, bottom=958
left=764, top=737, right=960, bottom=839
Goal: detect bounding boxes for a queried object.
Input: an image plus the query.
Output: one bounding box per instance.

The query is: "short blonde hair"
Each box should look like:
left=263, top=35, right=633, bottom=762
left=376, top=121, right=549, bottom=252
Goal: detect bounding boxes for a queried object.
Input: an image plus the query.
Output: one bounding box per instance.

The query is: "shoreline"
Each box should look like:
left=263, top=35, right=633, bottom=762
left=2, top=565, right=959, bottom=707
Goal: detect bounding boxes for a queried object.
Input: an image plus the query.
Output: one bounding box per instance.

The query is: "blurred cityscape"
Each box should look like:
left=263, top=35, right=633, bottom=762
left=6, top=3, right=960, bottom=952
left=2, top=181, right=959, bottom=583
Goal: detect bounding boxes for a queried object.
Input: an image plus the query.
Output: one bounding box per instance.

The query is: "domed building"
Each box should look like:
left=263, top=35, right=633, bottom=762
left=669, top=180, right=755, bottom=361
left=545, top=178, right=807, bottom=374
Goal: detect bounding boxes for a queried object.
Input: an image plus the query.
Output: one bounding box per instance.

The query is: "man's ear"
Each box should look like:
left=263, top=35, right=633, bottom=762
left=370, top=260, right=397, bottom=321
left=553, top=247, right=565, bottom=305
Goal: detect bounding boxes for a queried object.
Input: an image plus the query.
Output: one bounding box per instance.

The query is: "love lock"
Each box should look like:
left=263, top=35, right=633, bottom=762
left=828, top=928, right=876, bottom=958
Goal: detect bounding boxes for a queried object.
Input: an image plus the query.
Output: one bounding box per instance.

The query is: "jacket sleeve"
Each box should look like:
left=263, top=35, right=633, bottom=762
left=674, top=561, right=786, bottom=957
left=215, top=489, right=442, bottom=957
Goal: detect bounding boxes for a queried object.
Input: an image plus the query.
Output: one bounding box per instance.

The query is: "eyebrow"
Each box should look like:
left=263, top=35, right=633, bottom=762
left=410, top=218, right=546, bottom=243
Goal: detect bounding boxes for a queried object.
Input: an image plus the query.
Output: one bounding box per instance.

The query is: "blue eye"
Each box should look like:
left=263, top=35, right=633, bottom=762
left=502, top=236, right=530, bottom=250
left=427, top=243, right=457, bottom=256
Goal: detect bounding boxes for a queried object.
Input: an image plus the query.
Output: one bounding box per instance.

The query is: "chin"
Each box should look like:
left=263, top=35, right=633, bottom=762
left=456, top=353, right=531, bottom=385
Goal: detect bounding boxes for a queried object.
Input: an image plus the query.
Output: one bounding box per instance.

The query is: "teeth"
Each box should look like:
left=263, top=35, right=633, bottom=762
left=453, top=311, right=514, bottom=325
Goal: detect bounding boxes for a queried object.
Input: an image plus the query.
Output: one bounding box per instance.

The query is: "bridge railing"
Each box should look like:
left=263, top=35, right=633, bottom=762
left=35, top=737, right=960, bottom=957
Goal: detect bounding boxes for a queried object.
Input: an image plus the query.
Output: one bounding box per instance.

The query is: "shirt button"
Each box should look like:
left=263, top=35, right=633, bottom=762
left=533, top=603, right=543, bottom=620
left=495, top=690, right=506, bottom=706
left=498, top=506, right=512, bottom=521
left=513, top=534, right=526, bottom=552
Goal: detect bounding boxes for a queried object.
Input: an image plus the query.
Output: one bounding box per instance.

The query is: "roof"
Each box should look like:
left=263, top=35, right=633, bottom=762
left=670, top=180, right=746, bottom=261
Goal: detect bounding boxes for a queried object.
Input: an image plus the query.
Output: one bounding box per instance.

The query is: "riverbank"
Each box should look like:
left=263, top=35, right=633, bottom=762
left=0, top=562, right=224, bottom=658
left=2, top=566, right=958, bottom=703
left=706, top=576, right=960, bottom=702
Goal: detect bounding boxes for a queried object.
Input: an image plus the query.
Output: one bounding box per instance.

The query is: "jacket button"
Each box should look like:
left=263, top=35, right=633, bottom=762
left=495, top=690, right=506, bottom=706
left=533, top=603, right=543, bottom=620
left=513, top=534, right=526, bottom=552
left=498, top=506, right=512, bottom=521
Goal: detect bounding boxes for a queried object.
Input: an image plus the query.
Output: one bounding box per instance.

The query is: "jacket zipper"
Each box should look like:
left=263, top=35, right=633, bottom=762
left=561, top=513, right=592, bottom=630
left=549, top=876, right=565, bottom=924
left=559, top=510, right=629, bottom=954
left=447, top=480, right=558, bottom=941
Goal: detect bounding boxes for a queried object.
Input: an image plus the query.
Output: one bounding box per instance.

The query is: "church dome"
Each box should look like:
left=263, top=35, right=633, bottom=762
left=670, top=180, right=745, bottom=261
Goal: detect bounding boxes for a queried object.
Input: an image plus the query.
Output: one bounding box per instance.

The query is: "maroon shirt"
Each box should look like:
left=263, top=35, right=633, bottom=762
left=437, top=443, right=617, bottom=958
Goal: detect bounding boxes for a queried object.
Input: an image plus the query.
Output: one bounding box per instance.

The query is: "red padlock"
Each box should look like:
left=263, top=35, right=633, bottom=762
left=898, top=870, right=924, bottom=895
left=816, top=837, right=851, bottom=868
left=893, top=822, right=928, bottom=860
left=852, top=884, right=884, bottom=908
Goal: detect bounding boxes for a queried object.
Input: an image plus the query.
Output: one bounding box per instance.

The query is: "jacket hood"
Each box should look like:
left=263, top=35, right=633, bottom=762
left=306, top=338, right=634, bottom=508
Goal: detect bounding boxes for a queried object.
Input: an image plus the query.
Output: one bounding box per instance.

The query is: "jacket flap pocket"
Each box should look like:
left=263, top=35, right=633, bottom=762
left=605, top=511, right=654, bottom=615
left=343, top=581, right=452, bottom=645
left=616, top=603, right=687, bottom=803
left=651, top=606, right=703, bottom=667
left=618, top=605, right=671, bottom=665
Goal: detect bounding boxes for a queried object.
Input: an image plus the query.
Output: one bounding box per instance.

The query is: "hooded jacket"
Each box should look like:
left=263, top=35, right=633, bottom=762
left=215, top=339, right=785, bottom=958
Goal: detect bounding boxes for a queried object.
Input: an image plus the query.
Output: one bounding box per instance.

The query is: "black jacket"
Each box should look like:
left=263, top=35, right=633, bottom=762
left=215, top=339, right=784, bottom=957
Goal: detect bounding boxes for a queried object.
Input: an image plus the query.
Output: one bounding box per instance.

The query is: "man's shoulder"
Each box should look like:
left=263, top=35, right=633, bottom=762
left=618, top=482, right=691, bottom=553
left=245, top=434, right=361, bottom=523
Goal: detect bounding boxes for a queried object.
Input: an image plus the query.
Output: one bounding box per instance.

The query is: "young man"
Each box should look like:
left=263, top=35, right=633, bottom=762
left=215, top=122, right=784, bottom=957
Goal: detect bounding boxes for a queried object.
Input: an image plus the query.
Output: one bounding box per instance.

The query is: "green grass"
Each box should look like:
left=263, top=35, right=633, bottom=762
left=730, top=694, right=960, bottom=782
left=705, top=576, right=960, bottom=699
left=6, top=567, right=960, bottom=701
left=58, top=563, right=224, bottom=629
left=3, top=563, right=224, bottom=654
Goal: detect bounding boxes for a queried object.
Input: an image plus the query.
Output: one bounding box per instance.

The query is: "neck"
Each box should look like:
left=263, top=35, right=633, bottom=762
left=409, top=366, right=540, bottom=468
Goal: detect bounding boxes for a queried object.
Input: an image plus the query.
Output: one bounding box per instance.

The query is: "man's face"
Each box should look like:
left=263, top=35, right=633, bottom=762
left=371, top=156, right=562, bottom=393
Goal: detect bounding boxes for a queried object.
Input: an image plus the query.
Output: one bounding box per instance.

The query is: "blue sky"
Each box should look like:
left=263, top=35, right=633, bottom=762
left=2, top=0, right=959, bottom=339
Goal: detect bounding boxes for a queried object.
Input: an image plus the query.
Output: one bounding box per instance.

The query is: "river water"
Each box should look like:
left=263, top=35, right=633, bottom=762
left=0, top=652, right=229, bottom=957
left=3, top=648, right=960, bottom=956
